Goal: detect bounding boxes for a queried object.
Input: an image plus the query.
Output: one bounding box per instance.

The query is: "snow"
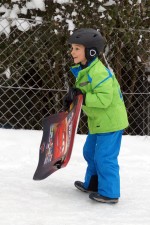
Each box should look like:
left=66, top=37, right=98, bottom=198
left=66, top=19, right=75, bottom=31
left=98, top=5, right=107, bottom=13
left=34, top=16, right=43, bottom=25
left=53, top=0, right=73, bottom=3
left=16, top=19, right=31, bottom=32
left=137, top=35, right=142, bottom=45
left=0, top=5, right=7, bottom=13
left=11, top=0, right=21, bottom=2
left=54, top=14, right=63, bottom=22
left=128, top=0, right=133, bottom=4
left=3, top=67, right=11, bottom=79
left=26, top=0, right=46, bottom=11
left=0, top=18, right=10, bottom=38
left=137, top=56, right=142, bottom=62
left=103, top=0, right=116, bottom=6
left=0, top=128, right=150, bottom=225
left=20, top=6, right=28, bottom=15
left=0, top=0, right=45, bottom=38
left=9, top=4, right=23, bottom=19
left=72, top=11, right=77, bottom=17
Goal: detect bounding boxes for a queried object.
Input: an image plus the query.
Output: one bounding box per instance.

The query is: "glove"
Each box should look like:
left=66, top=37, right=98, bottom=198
left=63, top=95, right=72, bottom=111
left=63, top=87, right=85, bottom=111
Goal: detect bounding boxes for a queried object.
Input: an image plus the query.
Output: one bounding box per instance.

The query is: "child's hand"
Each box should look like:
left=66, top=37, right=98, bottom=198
left=69, top=88, right=83, bottom=100
left=72, top=88, right=86, bottom=105
left=63, top=88, right=85, bottom=111
left=63, top=95, right=72, bottom=111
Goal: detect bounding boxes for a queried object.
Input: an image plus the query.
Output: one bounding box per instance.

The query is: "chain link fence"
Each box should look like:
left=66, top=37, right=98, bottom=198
left=0, top=19, right=150, bottom=135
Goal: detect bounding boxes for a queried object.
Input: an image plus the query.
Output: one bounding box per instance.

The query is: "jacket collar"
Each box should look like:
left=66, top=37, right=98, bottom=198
left=70, top=57, right=99, bottom=78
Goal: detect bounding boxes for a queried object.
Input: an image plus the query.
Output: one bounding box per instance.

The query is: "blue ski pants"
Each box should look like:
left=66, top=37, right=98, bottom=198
left=83, top=130, right=123, bottom=198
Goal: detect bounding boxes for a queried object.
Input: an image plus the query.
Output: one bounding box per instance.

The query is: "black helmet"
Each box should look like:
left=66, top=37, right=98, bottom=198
left=68, top=28, right=105, bottom=60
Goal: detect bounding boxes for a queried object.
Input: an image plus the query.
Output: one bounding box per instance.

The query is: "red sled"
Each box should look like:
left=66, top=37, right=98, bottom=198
left=33, top=95, right=83, bottom=180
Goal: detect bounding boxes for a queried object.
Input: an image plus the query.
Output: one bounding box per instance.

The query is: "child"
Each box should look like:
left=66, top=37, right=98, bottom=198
left=63, top=28, right=129, bottom=203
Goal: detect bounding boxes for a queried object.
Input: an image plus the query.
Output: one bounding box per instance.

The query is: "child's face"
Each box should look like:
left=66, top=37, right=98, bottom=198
left=71, top=44, right=87, bottom=65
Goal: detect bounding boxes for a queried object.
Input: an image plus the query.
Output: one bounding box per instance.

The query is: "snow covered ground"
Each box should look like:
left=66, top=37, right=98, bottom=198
left=0, top=128, right=150, bottom=225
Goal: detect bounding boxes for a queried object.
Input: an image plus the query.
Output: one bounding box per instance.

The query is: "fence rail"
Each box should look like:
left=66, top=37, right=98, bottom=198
left=0, top=19, right=150, bottom=135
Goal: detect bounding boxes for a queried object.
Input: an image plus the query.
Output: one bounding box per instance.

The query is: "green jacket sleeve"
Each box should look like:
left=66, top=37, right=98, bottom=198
left=85, top=70, right=114, bottom=109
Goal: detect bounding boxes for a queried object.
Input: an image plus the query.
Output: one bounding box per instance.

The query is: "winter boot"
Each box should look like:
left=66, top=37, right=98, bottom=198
left=74, top=175, right=98, bottom=193
left=89, top=192, right=119, bottom=204
left=74, top=181, right=91, bottom=193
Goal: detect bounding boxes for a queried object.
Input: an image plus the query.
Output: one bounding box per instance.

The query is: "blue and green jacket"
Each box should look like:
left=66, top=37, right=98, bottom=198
left=70, top=57, right=129, bottom=134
